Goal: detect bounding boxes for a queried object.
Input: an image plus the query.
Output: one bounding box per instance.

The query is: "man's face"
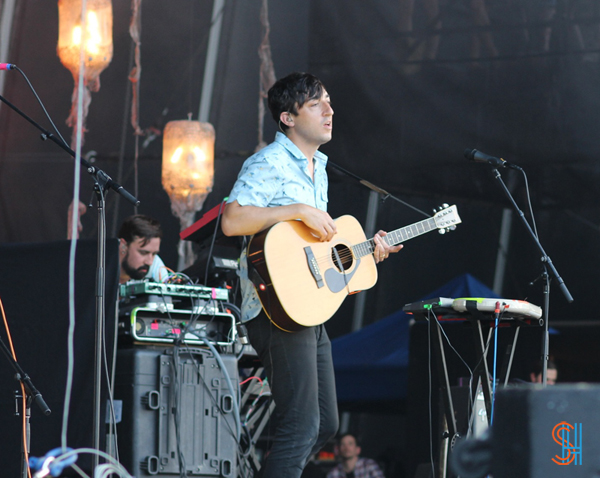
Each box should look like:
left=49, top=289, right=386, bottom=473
left=120, top=236, right=160, bottom=281
left=288, top=89, right=334, bottom=148
left=531, top=368, right=557, bottom=385
left=338, top=435, right=361, bottom=460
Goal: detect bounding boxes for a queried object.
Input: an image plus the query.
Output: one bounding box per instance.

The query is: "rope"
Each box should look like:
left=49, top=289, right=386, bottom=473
left=256, top=0, right=276, bottom=151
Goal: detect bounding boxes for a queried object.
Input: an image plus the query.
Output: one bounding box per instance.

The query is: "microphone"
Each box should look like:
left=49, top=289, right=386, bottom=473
left=464, top=148, right=522, bottom=171
left=0, top=63, right=16, bottom=70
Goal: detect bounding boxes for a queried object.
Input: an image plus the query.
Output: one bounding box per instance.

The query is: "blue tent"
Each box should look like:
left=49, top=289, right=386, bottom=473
left=331, top=273, right=499, bottom=404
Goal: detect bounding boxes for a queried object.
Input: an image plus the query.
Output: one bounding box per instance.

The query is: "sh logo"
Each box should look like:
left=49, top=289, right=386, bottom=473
left=552, top=422, right=582, bottom=465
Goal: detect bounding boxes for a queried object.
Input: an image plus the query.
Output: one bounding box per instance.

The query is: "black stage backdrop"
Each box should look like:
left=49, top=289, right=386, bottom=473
left=1, top=1, right=598, bottom=340
left=0, top=239, right=119, bottom=476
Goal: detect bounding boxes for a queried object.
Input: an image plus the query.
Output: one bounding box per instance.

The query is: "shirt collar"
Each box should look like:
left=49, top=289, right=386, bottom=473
left=274, top=132, right=328, bottom=166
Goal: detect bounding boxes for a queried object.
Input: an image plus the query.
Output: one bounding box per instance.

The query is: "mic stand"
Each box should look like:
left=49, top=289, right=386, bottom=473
left=490, top=167, right=573, bottom=386
left=328, top=161, right=432, bottom=218
left=0, top=334, right=51, bottom=478
left=0, top=93, right=139, bottom=470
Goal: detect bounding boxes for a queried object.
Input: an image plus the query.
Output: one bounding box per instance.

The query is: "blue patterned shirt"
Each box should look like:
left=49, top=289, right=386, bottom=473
left=227, top=132, right=329, bottom=322
left=147, top=255, right=168, bottom=282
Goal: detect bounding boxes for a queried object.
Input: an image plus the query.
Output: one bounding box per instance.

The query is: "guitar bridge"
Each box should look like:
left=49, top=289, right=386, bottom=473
left=304, top=246, right=324, bottom=289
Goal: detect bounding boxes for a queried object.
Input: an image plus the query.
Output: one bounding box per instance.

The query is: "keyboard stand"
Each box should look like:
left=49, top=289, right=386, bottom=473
left=424, top=303, right=531, bottom=438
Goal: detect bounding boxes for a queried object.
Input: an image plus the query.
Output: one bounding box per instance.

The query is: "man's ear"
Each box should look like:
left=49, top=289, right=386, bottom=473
left=119, top=238, right=127, bottom=252
left=280, top=112, right=294, bottom=128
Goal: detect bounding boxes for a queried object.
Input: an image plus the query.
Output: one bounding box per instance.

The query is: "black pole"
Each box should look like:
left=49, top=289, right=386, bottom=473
left=0, top=87, right=139, bottom=471
left=490, top=167, right=573, bottom=385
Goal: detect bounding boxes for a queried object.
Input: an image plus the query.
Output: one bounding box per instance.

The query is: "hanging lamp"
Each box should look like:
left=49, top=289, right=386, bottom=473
left=57, top=0, right=113, bottom=145
left=162, top=118, right=215, bottom=269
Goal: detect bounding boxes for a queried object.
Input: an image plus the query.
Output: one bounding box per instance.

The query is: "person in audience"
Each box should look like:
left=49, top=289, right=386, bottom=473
left=327, top=433, right=385, bottom=478
left=530, top=357, right=557, bottom=385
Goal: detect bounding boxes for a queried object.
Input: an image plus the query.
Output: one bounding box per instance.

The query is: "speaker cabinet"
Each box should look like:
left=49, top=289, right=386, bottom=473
left=115, top=346, right=239, bottom=477
left=492, top=384, right=600, bottom=478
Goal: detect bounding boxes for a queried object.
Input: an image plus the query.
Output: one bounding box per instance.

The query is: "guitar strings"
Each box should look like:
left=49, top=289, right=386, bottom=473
left=311, top=245, right=375, bottom=268
left=310, top=236, right=393, bottom=267
left=295, top=212, right=450, bottom=268
left=311, top=236, right=392, bottom=266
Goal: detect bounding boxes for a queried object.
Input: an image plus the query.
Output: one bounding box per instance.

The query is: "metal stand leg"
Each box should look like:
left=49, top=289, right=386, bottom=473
left=501, top=323, right=522, bottom=386
left=431, top=318, right=458, bottom=439
left=469, top=319, right=494, bottom=425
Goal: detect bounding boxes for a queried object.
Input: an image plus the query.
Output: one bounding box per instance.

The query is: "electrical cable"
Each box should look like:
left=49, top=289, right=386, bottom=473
left=61, top=0, right=89, bottom=454
left=29, top=447, right=133, bottom=478
left=200, top=336, right=242, bottom=441
left=490, top=302, right=507, bottom=425
left=166, top=301, right=243, bottom=448
left=203, top=200, right=227, bottom=287
left=431, top=314, right=476, bottom=436
left=521, top=169, right=539, bottom=239
left=105, top=300, right=121, bottom=462
left=426, top=310, right=435, bottom=478
left=178, top=343, right=245, bottom=468
left=10, top=66, right=70, bottom=148
left=2, top=13, right=106, bottom=470
left=3, top=48, right=83, bottom=464
left=1, top=298, right=32, bottom=478
left=169, top=345, right=187, bottom=478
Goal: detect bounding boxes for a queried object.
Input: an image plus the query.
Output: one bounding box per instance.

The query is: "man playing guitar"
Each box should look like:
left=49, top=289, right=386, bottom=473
left=222, top=72, right=402, bottom=478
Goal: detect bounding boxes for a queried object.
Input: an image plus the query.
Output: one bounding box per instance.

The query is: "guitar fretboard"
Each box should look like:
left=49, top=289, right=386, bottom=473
left=352, top=216, right=438, bottom=258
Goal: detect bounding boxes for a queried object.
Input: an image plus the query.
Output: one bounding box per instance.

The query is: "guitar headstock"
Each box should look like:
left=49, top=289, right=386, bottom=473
left=433, top=204, right=461, bottom=234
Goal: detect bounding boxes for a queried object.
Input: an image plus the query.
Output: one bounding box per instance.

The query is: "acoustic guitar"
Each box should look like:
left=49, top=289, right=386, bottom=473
left=247, top=204, right=461, bottom=332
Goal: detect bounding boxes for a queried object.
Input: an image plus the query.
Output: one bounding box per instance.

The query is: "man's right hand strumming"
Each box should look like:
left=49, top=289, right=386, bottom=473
left=222, top=200, right=336, bottom=241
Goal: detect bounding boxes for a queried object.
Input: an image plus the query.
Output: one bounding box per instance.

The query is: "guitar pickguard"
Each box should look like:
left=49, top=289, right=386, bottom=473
left=323, top=258, right=361, bottom=293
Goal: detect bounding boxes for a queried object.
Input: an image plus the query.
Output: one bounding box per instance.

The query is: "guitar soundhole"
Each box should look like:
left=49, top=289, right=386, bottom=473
left=331, top=244, right=353, bottom=272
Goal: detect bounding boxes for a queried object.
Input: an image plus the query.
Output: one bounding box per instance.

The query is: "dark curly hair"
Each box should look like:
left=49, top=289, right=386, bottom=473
left=118, top=215, right=162, bottom=246
left=267, top=72, right=326, bottom=131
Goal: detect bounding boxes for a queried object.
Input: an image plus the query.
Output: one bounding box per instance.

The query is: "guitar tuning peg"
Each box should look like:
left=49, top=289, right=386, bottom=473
left=449, top=226, right=456, bottom=231
left=432, top=206, right=438, bottom=213
left=438, top=228, right=446, bottom=235
left=442, top=203, right=449, bottom=209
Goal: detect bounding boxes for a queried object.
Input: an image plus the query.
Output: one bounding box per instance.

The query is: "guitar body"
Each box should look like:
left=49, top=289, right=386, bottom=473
left=248, top=215, right=378, bottom=332
left=246, top=204, right=461, bottom=332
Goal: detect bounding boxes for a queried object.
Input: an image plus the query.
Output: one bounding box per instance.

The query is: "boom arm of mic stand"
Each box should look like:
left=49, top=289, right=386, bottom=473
left=0, top=93, right=139, bottom=206
left=327, top=161, right=430, bottom=218
left=491, top=168, right=573, bottom=303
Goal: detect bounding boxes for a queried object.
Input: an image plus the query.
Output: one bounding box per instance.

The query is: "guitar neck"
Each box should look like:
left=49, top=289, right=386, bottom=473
left=352, top=216, right=438, bottom=258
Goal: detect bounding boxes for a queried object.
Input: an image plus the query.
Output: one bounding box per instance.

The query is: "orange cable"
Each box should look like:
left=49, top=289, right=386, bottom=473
left=0, top=298, right=32, bottom=478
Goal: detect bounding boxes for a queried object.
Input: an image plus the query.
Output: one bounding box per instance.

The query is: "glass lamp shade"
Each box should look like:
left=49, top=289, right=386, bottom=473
left=162, top=120, right=215, bottom=207
left=57, top=0, right=113, bottom=85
